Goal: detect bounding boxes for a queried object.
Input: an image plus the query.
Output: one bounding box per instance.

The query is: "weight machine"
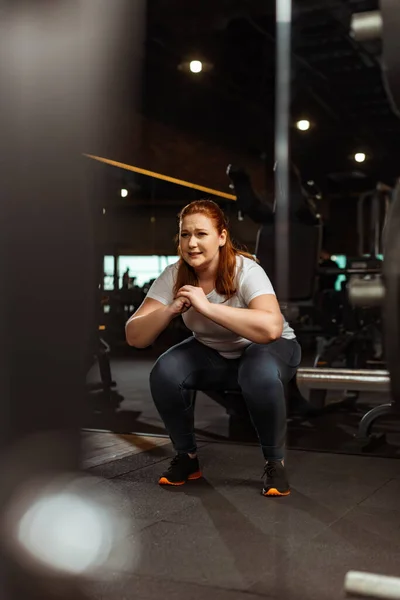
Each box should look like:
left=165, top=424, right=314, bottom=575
left=299, top=1, right=400, bottom=448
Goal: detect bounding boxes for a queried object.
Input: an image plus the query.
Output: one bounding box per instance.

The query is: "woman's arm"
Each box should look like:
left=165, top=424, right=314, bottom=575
left=177, top=286, right=283, bottom=344
left=203, top=295, right=283, bottom=344
left=125, top=296, right=190, bottom=348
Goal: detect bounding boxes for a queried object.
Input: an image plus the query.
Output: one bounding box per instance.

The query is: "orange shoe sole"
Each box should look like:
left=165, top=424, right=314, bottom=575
left=263, top=488, right=291, bottom=497
left=158, top=471, right=202, bottom=486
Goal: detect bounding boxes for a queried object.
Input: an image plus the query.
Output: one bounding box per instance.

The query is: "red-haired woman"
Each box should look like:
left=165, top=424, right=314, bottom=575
left=126, top=200, right=301, bottom=497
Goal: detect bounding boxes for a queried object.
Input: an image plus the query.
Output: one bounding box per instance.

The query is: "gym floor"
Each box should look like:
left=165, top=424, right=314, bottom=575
left=83, top=354, right=400, bottom=600
left=83, top=435, right=400, bottom=600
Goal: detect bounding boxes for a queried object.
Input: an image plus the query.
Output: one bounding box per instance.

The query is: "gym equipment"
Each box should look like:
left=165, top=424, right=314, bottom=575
left=345, top=570, right=400, bottom=600
left=297, top=369, right=390, bottom=394
left=227, top=164, right=323, bottom=311
left=357, top=184, right=392, bottom=258
left=312, top=186, right=387, bottom=382
left=299, top=1, right=400, bottom=443
left=226, top=165, right=274, bottom=224
left=348, top=278, right=385, bottom=308
left=352, top=1, right=400, bottom=120
left=298, top=195, right=396, bottom=432
left=86, top=336, right=116, bottom=394
left=351, top=12, right=383, bottom=43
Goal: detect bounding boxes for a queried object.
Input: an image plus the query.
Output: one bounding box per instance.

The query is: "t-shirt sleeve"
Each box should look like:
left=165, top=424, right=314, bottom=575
left=239, top=260, right=276, bottom=305
left=146, top=264, right=177, bottom=305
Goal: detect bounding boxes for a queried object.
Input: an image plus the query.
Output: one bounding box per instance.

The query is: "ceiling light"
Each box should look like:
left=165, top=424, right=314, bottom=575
left=296, top=120, right=311, bottom=131
left=178, top=59, right=213, bottom=74
left=120, top=188, right=128, bottom=198
left=354, top=152, right=366, bottom=163
left=189, top=60, right=203, bottom=74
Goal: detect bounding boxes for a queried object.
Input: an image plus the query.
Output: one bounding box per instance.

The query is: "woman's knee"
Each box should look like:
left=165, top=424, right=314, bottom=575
left=238, top=363, right=281, bottom=396
left=149, top=349, right=182, bottom=391
left=239, top=341, right=300, bottom=391
left=238, top=347, right=282, bottom=395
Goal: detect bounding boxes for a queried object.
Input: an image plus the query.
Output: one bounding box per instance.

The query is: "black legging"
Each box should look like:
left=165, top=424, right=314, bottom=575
left=149, top=336, right=301, bottom=461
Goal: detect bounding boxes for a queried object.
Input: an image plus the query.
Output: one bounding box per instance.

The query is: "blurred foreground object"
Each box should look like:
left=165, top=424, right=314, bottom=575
left=0, top=1, right=145, bottom=598
left=345, top=571, right=400, bottom=600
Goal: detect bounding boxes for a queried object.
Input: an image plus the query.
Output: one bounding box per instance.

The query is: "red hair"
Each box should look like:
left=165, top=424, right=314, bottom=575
left=174, top=199, right=256, bottom=299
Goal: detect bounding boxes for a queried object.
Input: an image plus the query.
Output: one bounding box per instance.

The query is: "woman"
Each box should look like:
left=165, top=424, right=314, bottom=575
left=126, top=200, right=301, bottom=497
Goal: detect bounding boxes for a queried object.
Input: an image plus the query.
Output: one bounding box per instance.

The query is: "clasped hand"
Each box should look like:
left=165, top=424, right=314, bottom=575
left=176, top=285, right=210, bottom=315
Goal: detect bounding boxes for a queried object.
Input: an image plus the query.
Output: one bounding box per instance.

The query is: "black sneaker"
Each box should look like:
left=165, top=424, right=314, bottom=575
left=262, top=461, right=290, bottom=497
left=158, top=454, right=202, bottom=486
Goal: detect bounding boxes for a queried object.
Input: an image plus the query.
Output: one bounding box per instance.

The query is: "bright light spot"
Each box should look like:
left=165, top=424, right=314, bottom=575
left=2, top=474, right=139, bottom=581
left=296, top=120, right=310, bottom=131
left=307, top=180, right=315, bottom=186
left=355, top=152, right=366, bottom=163
left=121, top=188, right=128, bottom=198
left=17, top=493, right=111, bottom=574
left=189, top=60, right=203, bottom=73
left=102, top=208, right=106, bottom=215
left=276, top=0, right=292, bottom=23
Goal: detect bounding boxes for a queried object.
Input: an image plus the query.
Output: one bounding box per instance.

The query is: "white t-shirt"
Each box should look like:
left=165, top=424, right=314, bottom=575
left=147, top=255, right=296, bottom=359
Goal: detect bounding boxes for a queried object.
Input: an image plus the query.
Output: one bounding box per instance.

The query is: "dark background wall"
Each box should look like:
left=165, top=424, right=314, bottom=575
left=94, top=115, right=362, bottom=257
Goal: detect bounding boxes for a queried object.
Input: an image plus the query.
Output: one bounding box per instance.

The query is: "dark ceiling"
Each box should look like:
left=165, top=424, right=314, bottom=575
left=142, top=0, right=400, bottom=195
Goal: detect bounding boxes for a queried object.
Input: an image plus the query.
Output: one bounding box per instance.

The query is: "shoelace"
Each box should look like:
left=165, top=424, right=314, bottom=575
left=167, top=455, right=189, bottom=471
left=167, top=456, right=180, bottom=470
left=262, top=463, right=277, bottom=480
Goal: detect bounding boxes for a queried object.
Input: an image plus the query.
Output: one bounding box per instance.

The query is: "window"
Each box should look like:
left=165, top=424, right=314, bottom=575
left=103, top=256, right=115, bottom=291
left=103, top=255, right=179, bottom=290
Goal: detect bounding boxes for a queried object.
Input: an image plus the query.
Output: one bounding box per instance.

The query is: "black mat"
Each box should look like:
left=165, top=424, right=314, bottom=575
left=85, top=356, right=400, bottom=459
left=87, top=442, right=400, bottom=600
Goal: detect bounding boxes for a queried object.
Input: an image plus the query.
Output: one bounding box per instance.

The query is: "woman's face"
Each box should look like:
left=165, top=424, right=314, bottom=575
left=179, top=213, right=226, bottom=274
